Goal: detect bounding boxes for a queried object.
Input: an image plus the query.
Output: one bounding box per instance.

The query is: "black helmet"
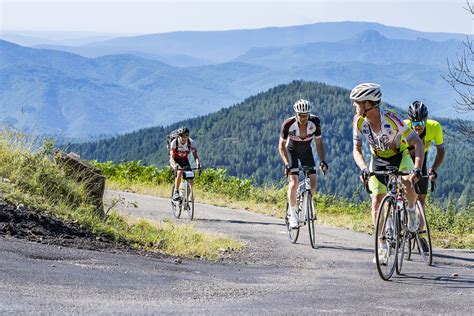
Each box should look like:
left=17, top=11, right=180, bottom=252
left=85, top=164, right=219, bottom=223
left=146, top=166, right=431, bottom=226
left=177, top=127, right=189, bottom=136
left=408, top=101, right=428, bottom=121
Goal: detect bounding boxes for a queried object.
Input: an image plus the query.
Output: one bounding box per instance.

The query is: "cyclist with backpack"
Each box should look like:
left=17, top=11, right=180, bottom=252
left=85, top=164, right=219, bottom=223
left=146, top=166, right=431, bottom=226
left=169, top=127, right=201, bottom=201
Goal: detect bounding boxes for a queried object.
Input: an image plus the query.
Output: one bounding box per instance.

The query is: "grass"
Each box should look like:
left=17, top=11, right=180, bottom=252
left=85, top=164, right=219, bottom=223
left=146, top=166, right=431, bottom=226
left=97, top=160, right=473, bottom=250
left=0, top=131, right=242, bottom=260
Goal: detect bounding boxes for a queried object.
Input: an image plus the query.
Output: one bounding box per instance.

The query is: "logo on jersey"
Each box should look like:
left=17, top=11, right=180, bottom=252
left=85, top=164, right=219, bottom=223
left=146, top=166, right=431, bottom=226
left=385, top=111, right=404, bottom=127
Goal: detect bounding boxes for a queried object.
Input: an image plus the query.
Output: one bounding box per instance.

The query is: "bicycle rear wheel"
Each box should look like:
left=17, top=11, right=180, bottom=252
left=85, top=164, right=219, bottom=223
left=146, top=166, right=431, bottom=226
left=285, top=203, right=300, bottom=243
left=184, top=183, right=195, bottom=220
left=170, top=185, right=181, bottom=219
left=305, top=192, right=316, bottom=249
left=415, top=201, right=432, bottom=265
left=375, top=195, right=398, bottom=281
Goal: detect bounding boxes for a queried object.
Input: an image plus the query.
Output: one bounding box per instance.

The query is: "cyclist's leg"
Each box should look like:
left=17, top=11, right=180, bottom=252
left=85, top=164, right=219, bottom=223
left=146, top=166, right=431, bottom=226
left=416, top=154, right=429, bottom=229
left=399, top=150, right=419, bottom=231
left=368, top=157, right=388, bottom=227
left=286, top=148, right=299, bottom=227
left=299, top=149, right=317, bottom=195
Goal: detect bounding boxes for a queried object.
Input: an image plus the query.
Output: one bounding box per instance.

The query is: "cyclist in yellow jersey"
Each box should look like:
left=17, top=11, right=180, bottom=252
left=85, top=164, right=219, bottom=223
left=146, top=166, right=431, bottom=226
left=350, top=83, right=425, bottom=264
left=404, top=101, right=445, bottom=209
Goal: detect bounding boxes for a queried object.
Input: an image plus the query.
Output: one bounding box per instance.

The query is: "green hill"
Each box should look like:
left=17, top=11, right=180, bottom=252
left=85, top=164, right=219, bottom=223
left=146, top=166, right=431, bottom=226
left=70, top=81, right=472, bottom=205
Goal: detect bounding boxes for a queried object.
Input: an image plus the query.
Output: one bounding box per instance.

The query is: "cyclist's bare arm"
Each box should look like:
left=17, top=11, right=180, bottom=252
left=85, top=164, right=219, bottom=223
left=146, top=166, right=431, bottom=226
left=431, top=146, right=445, bottom=172
left=169, top=151, right=177, bottom=169
left=315, top=137, right=326, bottom=162
left=192, top=152, right=201, bottom=167
left=408, top=135, right=424, bottom=169
left=278, top=137, right=289, bottom=165
left=353, top=144, right=368, bottom=170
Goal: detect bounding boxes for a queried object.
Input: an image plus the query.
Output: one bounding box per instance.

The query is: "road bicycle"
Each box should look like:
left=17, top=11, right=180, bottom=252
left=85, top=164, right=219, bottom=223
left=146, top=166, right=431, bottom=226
left=366, top=169, right=433, bottom=280
left=285, top=166, right=317, bottom=249
left=170, top=167, right=200, bottom=220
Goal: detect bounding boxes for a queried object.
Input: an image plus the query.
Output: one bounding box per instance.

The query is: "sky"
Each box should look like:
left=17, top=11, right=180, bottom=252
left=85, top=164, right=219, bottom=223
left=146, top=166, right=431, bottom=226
left=0, top=0, right=472, bottom=37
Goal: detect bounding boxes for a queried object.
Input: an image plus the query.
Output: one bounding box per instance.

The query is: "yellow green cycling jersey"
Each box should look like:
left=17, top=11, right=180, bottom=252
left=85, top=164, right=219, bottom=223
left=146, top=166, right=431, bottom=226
left=404, top=119, right=444, bottom=153
left=353, top=108, right=416, bottom=158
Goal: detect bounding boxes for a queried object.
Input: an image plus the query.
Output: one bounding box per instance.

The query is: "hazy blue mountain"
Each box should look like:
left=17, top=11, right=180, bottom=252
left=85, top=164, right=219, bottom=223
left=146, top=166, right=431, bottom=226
left=24, top=22, right=468, bottom=65
left=0, top=31, right=126, bottom=46
left=1, top=26, right=469, bottom=139
left=235, top=30, right=464, bottom=68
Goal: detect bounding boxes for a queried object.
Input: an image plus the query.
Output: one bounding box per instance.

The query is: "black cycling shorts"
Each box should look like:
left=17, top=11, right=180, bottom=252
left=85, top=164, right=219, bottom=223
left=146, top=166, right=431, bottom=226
left=175, top=158, right=191, bottom=170
left=286, top=145, right=316, bottom=176
left=416, top=153, right=429, bottom=195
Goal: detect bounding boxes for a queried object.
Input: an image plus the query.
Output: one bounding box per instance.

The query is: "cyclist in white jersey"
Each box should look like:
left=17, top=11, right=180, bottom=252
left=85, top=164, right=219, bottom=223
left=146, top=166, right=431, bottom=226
left=350, top=83, right=425, bottom=263
left=169, top=127, right=201, bottom=201
left=279, top=99, right=329, bottom=228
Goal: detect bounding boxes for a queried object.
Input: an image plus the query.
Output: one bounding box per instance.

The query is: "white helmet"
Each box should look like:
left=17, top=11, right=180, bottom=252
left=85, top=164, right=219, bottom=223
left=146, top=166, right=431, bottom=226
left=350, top=83, right=382, bottom=102
left=293, top=99, right=312, bottom=113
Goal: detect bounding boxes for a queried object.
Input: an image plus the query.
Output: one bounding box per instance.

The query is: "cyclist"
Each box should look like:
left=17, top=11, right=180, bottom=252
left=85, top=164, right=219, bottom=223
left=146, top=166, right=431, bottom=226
left=278, top=99, right=329, bottom=228
left=169, top=127, right=201, bottom=201
left=350, top=83, right=425, bottom=263
left=404, top=101, right=445, bottom=209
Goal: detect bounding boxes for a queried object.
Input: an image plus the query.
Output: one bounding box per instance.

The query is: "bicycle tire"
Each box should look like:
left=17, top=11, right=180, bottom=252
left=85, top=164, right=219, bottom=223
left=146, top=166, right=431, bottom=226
left=171, top=185, right=181, bottom=219
left=185, top=183, right=195, bottom=220
left=285, top=203, right=300, bottom=243
left=396, top=206, right=408, bottom=275
left=415, top=201, right=433, bottom=266
left=375, top=195, right=398, bottom=281
left=305, top=191, right=316, bottom=249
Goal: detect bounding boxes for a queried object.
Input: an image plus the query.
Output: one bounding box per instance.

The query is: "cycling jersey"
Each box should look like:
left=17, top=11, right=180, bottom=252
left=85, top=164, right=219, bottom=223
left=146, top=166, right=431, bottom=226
left=170, top=138, right=197, bottom=161
left=280, top=115, right=321, bottom=175
left=353, top=108, right=416, bottom=159
left=403, top=119, right=444, bottom=153
left=280, top=115, right=322, bottom=151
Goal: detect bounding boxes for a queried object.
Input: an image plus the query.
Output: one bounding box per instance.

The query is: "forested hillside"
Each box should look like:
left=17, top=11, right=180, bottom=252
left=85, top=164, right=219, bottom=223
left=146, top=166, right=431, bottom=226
left=71, top=81, right=472, bottom=205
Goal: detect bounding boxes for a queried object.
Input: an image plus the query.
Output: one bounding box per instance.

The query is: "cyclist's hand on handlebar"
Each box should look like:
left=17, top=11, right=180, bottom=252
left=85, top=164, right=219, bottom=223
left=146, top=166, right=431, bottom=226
left=409, top=168, right=422, bottom=183
left=359, top=167, right=370, bottom=183
left=319, top=160, right=329, bottom=175
left=428, top=168, right=437, bottom=182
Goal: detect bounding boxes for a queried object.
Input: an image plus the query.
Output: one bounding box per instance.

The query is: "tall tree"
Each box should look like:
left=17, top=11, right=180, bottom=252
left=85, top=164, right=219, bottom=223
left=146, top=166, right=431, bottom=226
left=443, top=1, right=474, bottom=137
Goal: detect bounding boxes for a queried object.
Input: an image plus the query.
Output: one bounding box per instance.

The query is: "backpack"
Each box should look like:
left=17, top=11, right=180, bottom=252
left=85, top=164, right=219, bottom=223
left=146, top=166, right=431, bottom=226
left=166, top=129, right=191, bottom=154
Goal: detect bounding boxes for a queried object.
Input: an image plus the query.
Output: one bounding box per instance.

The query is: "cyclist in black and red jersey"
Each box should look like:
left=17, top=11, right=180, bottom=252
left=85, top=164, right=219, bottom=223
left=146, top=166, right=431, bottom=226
left=169, top=127, right=201, bottom=201
left=278, top=99, right=329, bottom=228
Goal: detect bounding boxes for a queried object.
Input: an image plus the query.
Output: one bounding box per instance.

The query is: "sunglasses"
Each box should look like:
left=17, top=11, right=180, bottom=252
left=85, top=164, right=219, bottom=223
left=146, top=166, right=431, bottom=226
left=296, top=113, right=310, bottom=118
left=412, top=121, right=426, bottom=127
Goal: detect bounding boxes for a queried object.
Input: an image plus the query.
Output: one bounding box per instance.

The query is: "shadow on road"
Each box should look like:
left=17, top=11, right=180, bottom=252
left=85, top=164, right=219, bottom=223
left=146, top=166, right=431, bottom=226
left=392, top=273, right=474, bottom=289
left=317, top=244, right=373, bottom=254
left=433, top=252, right=474, bottom=264
left=194, top=218, right=285, bottom=227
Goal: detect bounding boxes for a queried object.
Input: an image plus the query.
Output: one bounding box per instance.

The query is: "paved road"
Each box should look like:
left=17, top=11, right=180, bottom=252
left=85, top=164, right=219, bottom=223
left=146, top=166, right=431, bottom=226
left=0, top=190, right=472, bottom=314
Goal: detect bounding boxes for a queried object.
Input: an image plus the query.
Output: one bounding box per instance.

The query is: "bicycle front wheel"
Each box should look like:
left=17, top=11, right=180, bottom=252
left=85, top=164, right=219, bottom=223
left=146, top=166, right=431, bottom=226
left=185, top=183, right=195, bottom=220
left=415, top=201, right=432, bottom=265
left=375, top=195, right=398, bottom=281
left=285, top=203, right=300, bottom=243
left=305, top=191, right=316, bottom=249
left=171, top=185, right=181, bottom=219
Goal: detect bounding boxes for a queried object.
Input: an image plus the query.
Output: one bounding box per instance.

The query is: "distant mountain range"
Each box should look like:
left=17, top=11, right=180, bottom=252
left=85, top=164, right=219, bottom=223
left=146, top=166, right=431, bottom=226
left=1, top=22, right=470, bottom=139
left=29, top=21, right=468, bottom=64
